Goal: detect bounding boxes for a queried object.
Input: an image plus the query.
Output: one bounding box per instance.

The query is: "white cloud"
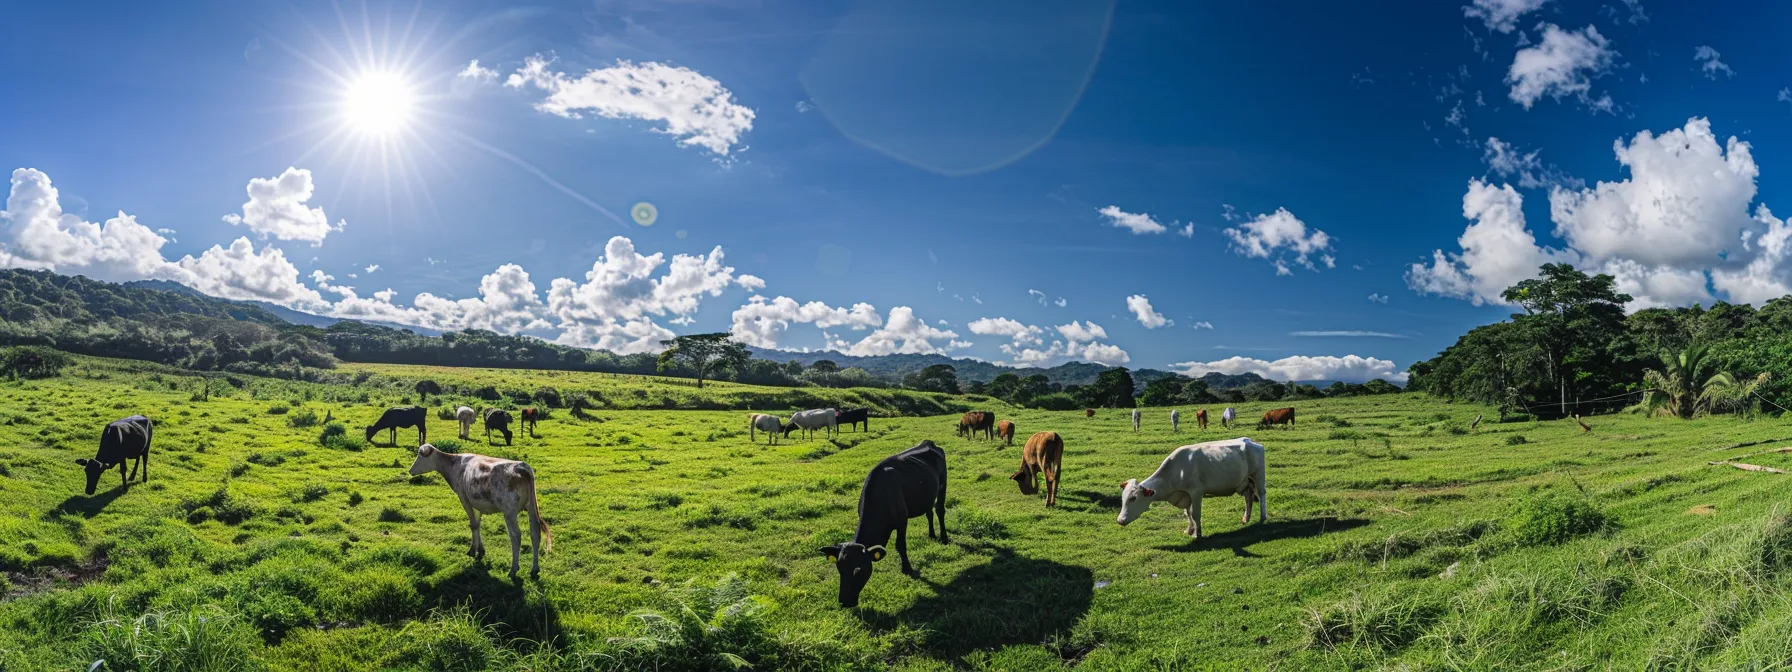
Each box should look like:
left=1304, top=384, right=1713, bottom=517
left=795, top=100, right=815, bottom=113
left=1291, top=330, right=1409, bottom=339
left=1097, top=205, right=1167, bottom=235
left=1368, top=293, right=1389, bottom=304
left=1191, top=321, right=1214, bottom=330
left=1054, top=297, right=1067, bottom=307
left=1694, top=46, right=1733, bottom=80
left=729, top=295, right=881, bottom=349
left=736, top=274, right=766, bottom=290
left=1028, top=288, right=1047, bottom=305
left=545, top=236, right=745, bottom=331
left=1170, top=354, right=1408, bottom=384
left=176, top=237, right=328, bottom=310
left=1223, top=208, right=1334, bottom=274
left=506, top=55, right=755, bottom=156
left=1482, top=137, right=1583, bottom=190
left=1463, top=0, right=1549, bottom=33
left=1178, top=222, right=1194, bottom=238
left=457, top=60, right=499, bottom=83
left=1056, top=320, right=1107, bottom=343
left=364, top=264, right=380, bottom=274
left=968, top=316, right=1044, bottom=346
left=1780, top=88, right=1792, bottom=110
left=1125, top=294, right=1172, bottom=328
left=823, top=306, right=966, bottom=356
left=1506, top=24, right=1615, bottom=111
left=1713, top=205, right=1792, bottom=304
left=220, top=167, right=343, bottom=246
left=1407, top=179, right=1571, bottom=305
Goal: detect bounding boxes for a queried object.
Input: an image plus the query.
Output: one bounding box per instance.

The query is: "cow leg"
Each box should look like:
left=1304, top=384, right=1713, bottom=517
left=897, top=524, right=918, bottom=577
left=464, top=506, right=484, bottom=561
left=118, top=462, right=128, bottom=488
left=1192, top=497, right=1205, bottom=538
left=529, top=506, right=543, bottom=580
left=503, top=510, right=523, bottom=578
left=126, top=453, right=140, bottom=481
left=1242, top=491, right=1254, bottom=524
left=1258, top=480, right=1269, bottom=523
left=935, top=488, right=949, bottom=544
left=926, top=508, right=935, bottom=539
left=420, top=424, right=427, bottom=445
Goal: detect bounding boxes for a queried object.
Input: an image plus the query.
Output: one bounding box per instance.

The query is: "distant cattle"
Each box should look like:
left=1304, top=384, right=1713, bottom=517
left=367, top=406, right=428, bottom=446
left=1196, top=409, right=1209, bottom=430
left=1117, top=437, right=1268, bottom=537
left=520, top=408, right=541, bottom=437
left=1170, top=409, right=1181, bottom=433
left=484, top=408, right=514, bottom=445
left=1131, top=408, right=1142, bottom=433
left=1259, top=407, right=1295, bottom=429
left=75, top=415, right=153, bottom=496
left=456, top=406, right=476, bottom=440
left=1085, top=409, right=1096, bottom=418
left=836, top=408, right=871, bottom=433
left=785, top=408, right=839, bottom=441
left=1011, top=432, right=1064, bottom=507
left=749, top=414, right=785, bottom=445
left=1221, top=407, right=1236, bottom=429
left=996, top=420, right=1016, bottom=446
left=957, top=411, right=995, bottom=440
left=820, top=441, right=949, bottom=608
left=408, top=444, right=552, bottom=579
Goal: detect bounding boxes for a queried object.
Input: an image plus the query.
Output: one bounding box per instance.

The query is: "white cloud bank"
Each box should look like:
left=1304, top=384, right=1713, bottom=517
left=1463, top=0, right=1549, bottom=33
left=506, top=55, right=755, bottom=157
left=1170, top=354, right=1409, bottom=384
left=1506, top=24, right=1615, bottom=112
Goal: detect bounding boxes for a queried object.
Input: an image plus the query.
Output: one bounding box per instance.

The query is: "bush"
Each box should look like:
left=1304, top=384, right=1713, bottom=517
left=180, top=487, right=256, bottom=524
left=1029, top=393, right=1081, bottom=411
left=430, top=438, right=465, bottom=454
left=472, top=385, right=501, bottom=401
left=1508, top=493, right=1611, bottom=546
left=377, top=507, right=414, bottom=523
left=1506, top=434, right=1528, bottom=445
left=0, top=346, right=72, bottom=379
left=318, top=423, right=360, bottom=451
left=533, top=386, right=564, bottom=408
left=265, top=404, right=290, bottom=415
left=293, top=484, right=329, bottom=503
left=287, top=408, right=320, bottom=428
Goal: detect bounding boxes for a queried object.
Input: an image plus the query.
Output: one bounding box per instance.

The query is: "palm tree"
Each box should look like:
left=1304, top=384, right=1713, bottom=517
left=1631, top=345, right=1770, bottom=418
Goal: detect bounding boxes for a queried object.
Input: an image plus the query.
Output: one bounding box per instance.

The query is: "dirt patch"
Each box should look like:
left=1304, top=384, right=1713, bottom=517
left=4, top=550, right=109, bottom=599
left=1688, top=505, right=1717, bottom=516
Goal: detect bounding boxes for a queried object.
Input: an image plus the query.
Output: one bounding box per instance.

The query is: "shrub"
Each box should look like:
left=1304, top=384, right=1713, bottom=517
left=0, top=346, right=72, bottom=379
left=286, top=408, right=319, bottom=428
left=293, top=484, right=329, bottom=503
left=377, top=507, right=414, bottom=523
left=1029, top=393, right=1080, bottom=411
left=1508, top=493, right=1611, bottom=546
left=605, top=573, right=784, bottom=671
left=1505, top=434, right=1528, bottom=445
left=347, top=492, right=364, bottom=507
left=533, top=386, right=564, bottom=408
left=957, top=507, right=1009, bottom=540
left=265, top=404, right=290, bottom=415
left=318, top=423, right=360, bottom=451
left=180, top=488, right=256, bottom=525
left=472, top=385, right=501, bottom=401
left=430, top=438, right=465, bottom=454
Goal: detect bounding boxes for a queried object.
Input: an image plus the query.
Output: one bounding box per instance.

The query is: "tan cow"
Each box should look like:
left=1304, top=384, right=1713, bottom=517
left=408, top=444, right=553, bottom=579
left=456, top=406, right=476, bottom=440
left=1011, top=432, right=1065, bottom=507
left=996, top=420, right=1016, bottom=446
left=749, top=414, right=785, bottom=445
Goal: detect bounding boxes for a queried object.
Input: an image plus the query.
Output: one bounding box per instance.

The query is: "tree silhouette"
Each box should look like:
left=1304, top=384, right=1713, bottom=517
left=656, top=333, right=750, bottom=389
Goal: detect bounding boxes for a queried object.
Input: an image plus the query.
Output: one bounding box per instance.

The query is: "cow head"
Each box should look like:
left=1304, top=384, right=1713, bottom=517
left=408, top=444, right=441, bottom=476
left=819, top=542, right=885, bottom=608
left=364, top=425, right=380, bottom=443
left=1116, top=479, right=1157, bottom=526
left=1010, top=468, right=1039, bottom=495
left=73, top=458, right=110, bottom=495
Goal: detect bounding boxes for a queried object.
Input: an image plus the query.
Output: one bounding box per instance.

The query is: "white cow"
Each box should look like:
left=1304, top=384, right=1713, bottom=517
left=408, top=444, right=552, bottom=579
left=1131, top=408, right=1142, bottom=433
left=749, top=414, right=785, bottom=445
left=456, top=406, right=476, bottom=440
left=1170, top=409, right=1181, bottom=433
left=786, top=408, right=839, bottom=441
left=1116, top=437, right=1268, bottom=538
left=1221, top=407, right=1236, bottom=430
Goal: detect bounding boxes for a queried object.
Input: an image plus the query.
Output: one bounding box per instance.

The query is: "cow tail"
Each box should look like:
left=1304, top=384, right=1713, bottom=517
left=523, top=466, right=553, bottom=553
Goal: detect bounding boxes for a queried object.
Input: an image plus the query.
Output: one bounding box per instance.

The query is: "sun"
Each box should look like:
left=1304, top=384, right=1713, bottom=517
left=342, top=71, right=414, bottom=135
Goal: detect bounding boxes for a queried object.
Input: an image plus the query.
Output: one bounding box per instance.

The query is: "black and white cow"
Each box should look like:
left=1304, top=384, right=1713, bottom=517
left=484, top=408, right=515, bottom=446
left=75, top=415, right=153, bottom=496
left=819, top=441, right=949, bottom=608
left=366, top=406, right=428, bottom=446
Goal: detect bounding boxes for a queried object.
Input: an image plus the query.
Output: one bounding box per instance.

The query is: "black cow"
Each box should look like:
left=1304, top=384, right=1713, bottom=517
left=366, top=406, right=428, bottom=446
left=75, top=415, right=153, bottom=496
left=819, top=441, right=948, bottom=608
left=836, top=408, right=871, bottom=433
left=485, top=408, right=514, bottom=445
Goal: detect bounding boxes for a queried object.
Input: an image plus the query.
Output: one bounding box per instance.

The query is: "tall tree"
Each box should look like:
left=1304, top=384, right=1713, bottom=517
left=1087, top=368, right=1137, bottom=408
left=414, top=379, right=442, bottom=403
left=809, top=359, right=840, bottom=374
left=656, top=333, right=750, bottom=388
left=1633, top=344, right=1770, bottom=418
left=1501, top=263, right=1633, bottom=414
left=904, top=364, right=960, bottom=394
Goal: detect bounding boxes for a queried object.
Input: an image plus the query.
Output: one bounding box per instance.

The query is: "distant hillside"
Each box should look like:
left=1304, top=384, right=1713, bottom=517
left=747, top=347, right=1276, bottom=390
left=123, top=280, right=441, bottom=335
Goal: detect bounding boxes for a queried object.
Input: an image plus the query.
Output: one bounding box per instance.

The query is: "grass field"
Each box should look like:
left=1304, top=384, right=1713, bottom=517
left=6, top=358, right=1792, bottom=670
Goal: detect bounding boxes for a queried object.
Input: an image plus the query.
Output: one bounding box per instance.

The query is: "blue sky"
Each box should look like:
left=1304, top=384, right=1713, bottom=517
left=4, top=0, right=1791, bottom=383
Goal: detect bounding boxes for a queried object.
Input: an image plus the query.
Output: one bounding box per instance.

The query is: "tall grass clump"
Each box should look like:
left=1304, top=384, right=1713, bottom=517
left=286, top=408, right=319, bottom=428
left=606, top=573, right=801, bottom=670
left=1303, top=587, right=1444, bottom=653
left=317, top=423, right=360, bottom=451
left=82, top=599, right=263, bottom=672
left=1507, top=493, right=1612, bottom=546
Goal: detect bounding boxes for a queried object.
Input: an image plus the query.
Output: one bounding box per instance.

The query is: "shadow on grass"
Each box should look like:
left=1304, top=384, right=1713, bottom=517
left=856, top=548, right=1093, bottom=661
left=1059, top=489, right=1121, bottom=509
left=47, top=482, right=131, bottom=519
left=1154, top=517, right=1371, bottom=556
left=422, top=561, right=560, bottom=643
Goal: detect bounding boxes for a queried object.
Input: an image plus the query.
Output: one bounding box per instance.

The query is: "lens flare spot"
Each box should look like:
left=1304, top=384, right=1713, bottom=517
left=631, top=202, right=658, bottom=226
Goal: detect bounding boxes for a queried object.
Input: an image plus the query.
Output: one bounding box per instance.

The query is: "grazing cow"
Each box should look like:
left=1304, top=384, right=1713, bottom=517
left=1011, top=432, right=1064, bottom=507
left=456, top=406, right=476, bottom=440
left=836, top=408, right=871, bottom=433
left=408, top=444, right=552, bottom=579
left=1170, top=409, right=1181, bottom=433
left=1196, top=409, right=1209, bottom=430
left=1086, top=408, right=1096, bottom=418
left=749, top=414, right=785, bottom=445
left=819, top=441, right=948, bottom=608
left=1259, top=407, right=1296, bottom=429
left=1221, top=407, right=1236, bottom=429
left=1132, top=408, right=1142, bottom=433
left=996, top=420, right=1016, bottom=446
left=75, top=415, right=153, bottom=496
left=1117, top=437, right=1269, bottom=537
left=520, top=408, right=541, bottom=437
left=785, top=408, right=839, bottom=441
left=484, top=408, right=514, bottom=445
left=367, top=406, right=428, bottom=446
left=957, top=411, right=995, bottom=440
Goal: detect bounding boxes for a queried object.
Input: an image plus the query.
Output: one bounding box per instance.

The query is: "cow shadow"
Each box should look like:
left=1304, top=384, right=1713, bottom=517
left=421, top=561, right=560, bottom=643
left=1058, top=489, right=1121, bottom=509
left=856, top=549, right=1093, bottom=661
left=47, top=483, right=131, bottom=519
left=1154, top=517, right=1370, bottom=556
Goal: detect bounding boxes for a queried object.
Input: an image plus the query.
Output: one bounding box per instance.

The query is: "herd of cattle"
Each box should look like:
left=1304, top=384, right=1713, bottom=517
left=66, top=403, right=1295, bottom=600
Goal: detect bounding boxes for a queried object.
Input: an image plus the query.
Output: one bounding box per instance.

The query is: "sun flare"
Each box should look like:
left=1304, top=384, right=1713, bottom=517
left=342, top=71, right=414, bottom=135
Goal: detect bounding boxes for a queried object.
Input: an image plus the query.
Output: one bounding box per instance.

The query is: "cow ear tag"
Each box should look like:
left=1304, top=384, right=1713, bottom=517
left=868, top=546, right=886, bottom=561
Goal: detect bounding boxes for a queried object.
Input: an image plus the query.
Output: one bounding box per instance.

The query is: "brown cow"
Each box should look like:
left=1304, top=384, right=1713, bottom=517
left=996, top=420, right=1015, bottom=446
left=1259, top=407, right=1296, bottom=429
left=520, top=408, right=541, bottom=437
left=1011, top=432, right=1064, bottom=507
left=1196, top=409, right=1209, bottom=430
left=1085, top=408, right=1096, bottom=418
left=957, top=411, right=996, bottom=440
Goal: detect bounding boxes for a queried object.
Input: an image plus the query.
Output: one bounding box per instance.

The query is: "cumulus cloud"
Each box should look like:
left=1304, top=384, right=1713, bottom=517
left=821, top=306, right=967, bottom=356
left=1096, top=206, right=1168, bottom=235
left=967, top=317, right=1129, bottom=366
left=1191, top=321, right=1214, bottom=330
left=457, top=60, right=499, bottom=83
left=1223, top=208, right=1334, bottom=275
left=1694, top=46, right=1733, bottom=80
left=1483, top=137, right=1583, bottom=190
left=1463, top=0, right=1549, bottom=33
left=1368, top=293, right=1389, bottom=304
left=1506, top=24, right=1615, bottom=111
left=1170, top=354, right=1408, bottom=384
left=364, top=264, right=380, bottom=273
left=506, top=55, right=755, bottom=156
left=729, top=295, right=881, bottom=349
left=175, top=238, right=328, bottom=310
left=736, top=274, right=766, bottom=290
left=1057, top=320, right=1108, bottom=343
left=1712, top=206, right=1792, bottom=304
left=220, top=167, right=343, bottom=245
left=1291, top=330, right=1408, bottom=339
left=1406, top=179, right=1571, bottom=305
left=1125, top=294, right=1172, bottom=328
left=968, top=317, right=1045, bottom=346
